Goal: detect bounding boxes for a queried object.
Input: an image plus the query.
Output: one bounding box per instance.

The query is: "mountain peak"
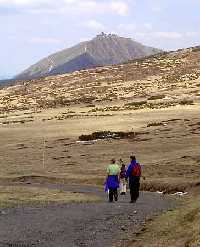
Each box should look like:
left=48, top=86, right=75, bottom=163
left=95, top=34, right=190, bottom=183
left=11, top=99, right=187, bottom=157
left=15, top=34, right=162, bottom=80
left=95, top=32, right=118, bottom=39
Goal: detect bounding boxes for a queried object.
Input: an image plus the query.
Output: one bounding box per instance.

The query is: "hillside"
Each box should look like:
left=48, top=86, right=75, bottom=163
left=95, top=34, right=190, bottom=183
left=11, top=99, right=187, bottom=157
left=15, top=33, right=161, bottom=80
left=48, top=53, right=100, bottom=75
left=0, top=79, right=16, bottom=88
left=0, top=46, right=200, bottom=114
left=0, top=45, right=200, bottom=247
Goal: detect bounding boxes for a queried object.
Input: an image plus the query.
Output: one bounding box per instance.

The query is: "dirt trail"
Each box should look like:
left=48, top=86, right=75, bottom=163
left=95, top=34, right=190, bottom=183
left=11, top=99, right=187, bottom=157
left=0, top=183, right=175, bottom=247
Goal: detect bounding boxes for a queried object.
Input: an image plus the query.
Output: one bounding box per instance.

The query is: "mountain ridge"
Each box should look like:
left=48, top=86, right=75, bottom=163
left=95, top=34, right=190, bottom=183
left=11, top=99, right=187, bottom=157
left=48, top=52, right=100, bottom=76
left=15, top=33, right=161, bottom=80
left=1, top=45, right=199, bottom=113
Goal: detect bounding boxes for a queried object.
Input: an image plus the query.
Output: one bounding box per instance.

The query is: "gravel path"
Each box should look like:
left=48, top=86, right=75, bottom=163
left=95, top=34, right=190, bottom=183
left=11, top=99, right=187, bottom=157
left=0, top=183, right=175, bottom=247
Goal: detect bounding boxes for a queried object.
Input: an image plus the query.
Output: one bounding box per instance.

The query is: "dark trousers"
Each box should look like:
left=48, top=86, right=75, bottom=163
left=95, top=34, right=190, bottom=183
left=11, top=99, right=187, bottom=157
left=129, top=177, right=140, bottom=202
left=109, top=188, right=118, bottom=202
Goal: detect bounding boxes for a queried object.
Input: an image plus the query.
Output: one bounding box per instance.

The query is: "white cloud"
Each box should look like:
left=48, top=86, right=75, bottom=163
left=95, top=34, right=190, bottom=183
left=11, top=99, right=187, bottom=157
left=143, top=23, right=153, bottom=30
left=0, top=0, right=130, bottom=16
left=185, top=31, right=199, bottom=37
left=84, top=20, right=105, bottom=30
left=116, top=22, right=153, bottom=33
left=153, top=32, right=183, bottom=39
left=79, top=36, right=92, bottom=42
left=149, top=0, right=164, bottom=13
left=133, top=31, right=183, bottom=40
left=63, top=0, right=78, bottom=3
left=29, top=37, right=62, bottom=44
left=117, top=23, right=136, bottom=32
left=63, top=1, right=130, bottom=16
left=110, top=1, right=129, bottom=16
left=0, top=0, right=49, bottom=6
left=151, top=5, right=162, bottom=12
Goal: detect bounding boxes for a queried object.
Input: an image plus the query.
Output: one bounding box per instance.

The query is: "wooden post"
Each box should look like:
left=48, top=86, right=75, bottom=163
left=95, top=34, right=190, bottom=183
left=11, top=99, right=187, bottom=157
left=42, top=138, right=46, bottom=169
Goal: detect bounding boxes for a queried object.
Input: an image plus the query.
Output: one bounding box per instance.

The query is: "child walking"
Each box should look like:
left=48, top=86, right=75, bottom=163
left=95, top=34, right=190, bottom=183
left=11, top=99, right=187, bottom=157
left=119, top=159, right=127, bottom=195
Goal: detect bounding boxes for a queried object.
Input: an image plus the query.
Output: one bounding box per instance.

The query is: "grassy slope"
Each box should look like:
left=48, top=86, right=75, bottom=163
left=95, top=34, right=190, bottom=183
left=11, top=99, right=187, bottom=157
left=129, top=195, right=200, bottom=247
left=0, top=186, right=101, bottom=208
left=0, top=46, right=200, bottom=245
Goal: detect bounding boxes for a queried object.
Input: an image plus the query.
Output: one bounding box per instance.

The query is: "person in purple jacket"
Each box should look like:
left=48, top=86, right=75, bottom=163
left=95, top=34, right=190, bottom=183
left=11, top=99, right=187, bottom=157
left=126, top=156, right=142, bottom=203
left=119, top=159, right=127, bottom=195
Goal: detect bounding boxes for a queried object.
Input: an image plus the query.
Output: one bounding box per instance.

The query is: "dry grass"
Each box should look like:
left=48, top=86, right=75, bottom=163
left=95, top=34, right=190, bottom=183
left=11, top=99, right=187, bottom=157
left=141, top=178, right=200, bottom=194
left=0, top=105, right=200, bottom=192
left=0, top=105, right=200, bottom=247
left=0, top=47, right=200, bottom=114
left=129, top=196, right=200, bottom=247
left=0, top=186, right=101, bottom=208
left=0, top=47, right=200, bottom=245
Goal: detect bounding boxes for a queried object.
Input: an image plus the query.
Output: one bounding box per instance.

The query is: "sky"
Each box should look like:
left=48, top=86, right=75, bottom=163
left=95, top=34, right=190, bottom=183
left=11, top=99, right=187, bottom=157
left=0, top=0, right=200, bottom=78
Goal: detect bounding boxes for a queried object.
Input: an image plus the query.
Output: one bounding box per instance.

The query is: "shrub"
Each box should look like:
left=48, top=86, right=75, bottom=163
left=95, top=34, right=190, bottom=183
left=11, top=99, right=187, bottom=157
left=147, top=122, right=163, bottom=127
left=79, top=131, right=137, bottom=141
left=148, top=95, right=165, bottom=100
left=179, top=99, right=194, bottom=105
left=124, top=100, right=147, bottom=107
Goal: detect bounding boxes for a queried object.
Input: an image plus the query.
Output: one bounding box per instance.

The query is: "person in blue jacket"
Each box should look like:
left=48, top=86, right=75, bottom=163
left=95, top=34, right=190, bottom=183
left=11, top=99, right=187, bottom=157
left=126, top=155, right=142, bottom=203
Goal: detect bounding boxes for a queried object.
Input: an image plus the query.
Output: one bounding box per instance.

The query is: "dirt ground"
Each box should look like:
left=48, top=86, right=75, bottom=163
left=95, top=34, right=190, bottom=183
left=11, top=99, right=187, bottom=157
left=0, top=47, right=200, bottom=246
left=0, top=104, right=199, bottom=247
left=0, top=104, right=200, bottom=192
left=0, top=184, right=174, bottom=247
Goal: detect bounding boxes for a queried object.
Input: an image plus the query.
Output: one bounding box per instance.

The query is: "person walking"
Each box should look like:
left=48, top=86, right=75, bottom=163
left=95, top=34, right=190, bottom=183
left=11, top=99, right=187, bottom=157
left=126, top=156, right=142, bottom=203
left=105, top=158, right=120, bottom=202
left=119, top=159, right=127, bottom=195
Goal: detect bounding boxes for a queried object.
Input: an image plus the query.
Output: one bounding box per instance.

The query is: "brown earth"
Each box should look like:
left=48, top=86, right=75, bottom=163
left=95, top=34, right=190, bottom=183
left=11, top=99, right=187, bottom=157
left=0, top=184, right=175, bottom=247
left=0, top=46, right=200, bottom=246
left=0, top=105, right=200, bottom=193
left=0, top=46, right=200, bottom=113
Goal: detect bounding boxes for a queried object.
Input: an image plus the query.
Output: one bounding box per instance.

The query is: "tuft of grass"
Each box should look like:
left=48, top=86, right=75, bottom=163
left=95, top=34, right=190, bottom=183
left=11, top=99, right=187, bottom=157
left=129, top=196, right=200, bottom=247
left=140, top=178, right=200, bottom=193
left=192, top=46, right=200, bottom=52
left=124, top=101, right=147, bottom=107
left=179, top=99, right=194, bottom=105
left=148, top=95, right=165, bottom=101
left=0, top=186, right=101, bottom=208
left=147, top=122, right=164, bottom=127
left=79, top=130, right=137, bottom=141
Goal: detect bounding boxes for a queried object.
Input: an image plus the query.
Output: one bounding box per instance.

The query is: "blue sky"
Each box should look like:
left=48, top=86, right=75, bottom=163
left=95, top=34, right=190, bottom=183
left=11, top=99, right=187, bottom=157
left=0, top=0, right=200, bottom=77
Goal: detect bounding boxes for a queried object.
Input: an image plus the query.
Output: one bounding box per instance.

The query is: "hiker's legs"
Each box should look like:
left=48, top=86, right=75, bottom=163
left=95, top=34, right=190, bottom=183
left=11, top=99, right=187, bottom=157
left=120, top=179, right=126, bottom=194
left=122, top=181, right=126, bottom=194
left=129, top=179, right=140, bottom=202
left=113, top=188, right=118, bottom=201
left=129, top=182, right=135, bottom=202
left=135, top=181, right=140, bottom=201
left=109, top=188, right=114, bottom=202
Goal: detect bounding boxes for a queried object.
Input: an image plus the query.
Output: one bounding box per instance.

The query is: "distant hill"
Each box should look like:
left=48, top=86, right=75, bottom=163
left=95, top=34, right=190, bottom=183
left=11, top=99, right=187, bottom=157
left=1, top=45, right=200, bottom=113
left=49, top=53, right=100, bottom=76
left=0, top=74, right=16, bottom=87
left=0, top=79, right=16, bottom=88
left=15, top=33, right=161, bottom=80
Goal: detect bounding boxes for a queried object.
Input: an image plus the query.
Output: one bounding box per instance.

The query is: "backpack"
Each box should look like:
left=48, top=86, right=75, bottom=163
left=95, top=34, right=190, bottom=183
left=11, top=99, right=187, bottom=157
left=132, top=163, right=141, bottom=177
